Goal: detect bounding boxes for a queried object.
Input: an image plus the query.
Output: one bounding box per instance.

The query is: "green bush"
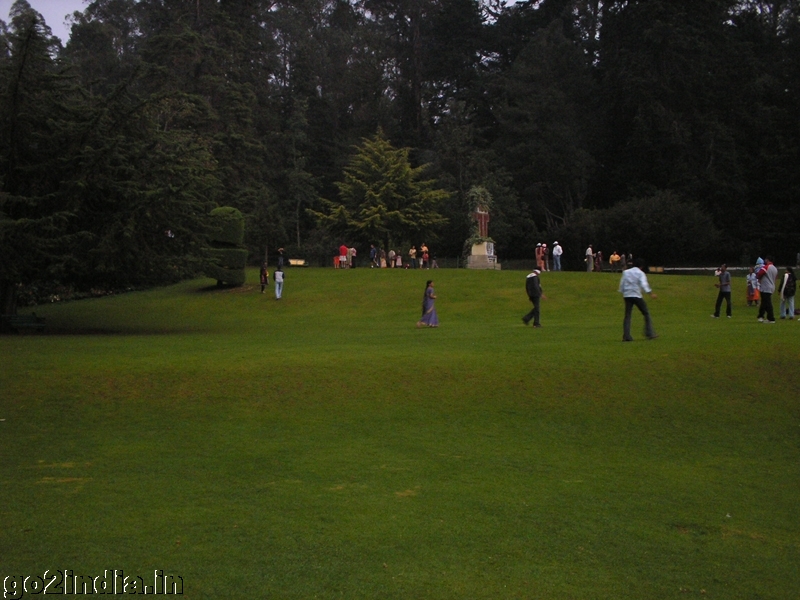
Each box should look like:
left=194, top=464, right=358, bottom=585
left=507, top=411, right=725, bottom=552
left=207, top=248, right=248, bottom=270
left=209, top=207, right=245, bottom=246
left=204, top=264, right=246, bottom=286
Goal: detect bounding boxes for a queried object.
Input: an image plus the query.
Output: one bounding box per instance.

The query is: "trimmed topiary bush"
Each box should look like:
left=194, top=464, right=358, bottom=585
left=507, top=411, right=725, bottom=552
left=205, top=207, right=247, bottom=286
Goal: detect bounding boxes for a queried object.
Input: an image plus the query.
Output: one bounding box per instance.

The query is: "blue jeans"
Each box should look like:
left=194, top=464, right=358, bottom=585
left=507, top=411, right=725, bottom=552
left=275, top=281, right=283, bottom=299
left=623, top=297, right=656, bottom=340
left=780, top=295, right=795, bottom=318
left=553, top=255, right=561, bottom=271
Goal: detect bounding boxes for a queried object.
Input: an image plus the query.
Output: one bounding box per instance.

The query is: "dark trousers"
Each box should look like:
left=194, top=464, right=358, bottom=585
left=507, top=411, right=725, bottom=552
left=623, top=297, right=656, bottom=340
left=714, top=291, right=731, bottom=317
left=523, top=296, right=540, bottom=326
left=758, top=292, right=775, bottom=321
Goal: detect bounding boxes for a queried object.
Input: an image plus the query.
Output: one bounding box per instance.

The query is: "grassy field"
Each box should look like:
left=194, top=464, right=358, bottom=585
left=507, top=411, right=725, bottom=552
left=1, top=267, right=798, bottom=599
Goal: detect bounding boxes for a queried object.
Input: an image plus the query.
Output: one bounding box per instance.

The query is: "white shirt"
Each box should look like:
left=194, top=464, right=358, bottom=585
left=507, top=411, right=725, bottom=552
left=275, top=271, right=284, bottom=283
left=618, top=267, right=651, bottom=298
left=553, top=244, right=562, bottom=256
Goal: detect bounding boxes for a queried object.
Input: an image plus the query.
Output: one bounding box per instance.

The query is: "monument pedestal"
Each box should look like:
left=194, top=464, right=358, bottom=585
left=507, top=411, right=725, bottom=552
left=467, top=242, right=501, bottom=270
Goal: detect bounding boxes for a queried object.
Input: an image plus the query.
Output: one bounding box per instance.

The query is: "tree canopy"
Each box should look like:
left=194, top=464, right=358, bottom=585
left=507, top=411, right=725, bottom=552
left=311, top=130, right=448, bottom=250
left=1, top=0, right=798, bottom=307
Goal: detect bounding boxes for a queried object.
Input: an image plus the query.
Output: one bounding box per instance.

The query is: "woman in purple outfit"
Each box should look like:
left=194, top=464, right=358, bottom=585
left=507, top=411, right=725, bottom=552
left=416, top=280, right=439, bottom=327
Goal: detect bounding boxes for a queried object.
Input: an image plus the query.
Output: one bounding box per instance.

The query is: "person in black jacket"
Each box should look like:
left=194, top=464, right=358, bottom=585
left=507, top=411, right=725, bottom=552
left=522, top=269, right=547, bottom=327
left=779, top=266, right=796, bottom=319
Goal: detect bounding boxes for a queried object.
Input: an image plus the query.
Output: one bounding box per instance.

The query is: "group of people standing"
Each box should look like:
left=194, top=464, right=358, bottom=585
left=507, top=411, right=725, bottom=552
left=260, top=262, right=284, bottom=300
left=368, top=243, right=438, bottom=269
left=534, top=242, right=563, bottom=271
left=586, top=245, right=632, bottom=273
left=727, top=257, right=796, bottom=322
left=336, top=244, right=358, bottom=268
left=736, top=256, right=797, bottom=323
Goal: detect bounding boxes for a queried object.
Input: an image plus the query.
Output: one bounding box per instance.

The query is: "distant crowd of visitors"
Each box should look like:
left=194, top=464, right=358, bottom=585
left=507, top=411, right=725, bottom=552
left=360, top=242, right=439, bottom=269
left=531, top=242, right=634, bottom=274
left=260, top=241, right=799, bottom=334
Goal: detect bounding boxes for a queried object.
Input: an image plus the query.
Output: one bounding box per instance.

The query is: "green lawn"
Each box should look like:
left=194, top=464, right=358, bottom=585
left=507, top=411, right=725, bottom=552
left=1, top=268, right=798, bottom=599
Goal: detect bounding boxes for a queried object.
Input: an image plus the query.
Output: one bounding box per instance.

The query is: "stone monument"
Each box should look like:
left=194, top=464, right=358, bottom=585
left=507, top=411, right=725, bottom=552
left=466, top=187, right=500, bottom=270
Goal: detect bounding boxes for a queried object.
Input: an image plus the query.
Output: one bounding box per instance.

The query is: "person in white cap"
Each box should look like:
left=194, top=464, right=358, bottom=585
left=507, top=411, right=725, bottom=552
left=535, top=243, right=544, bottom=271
left=522, top=269, right=547, bottom=327
left=552, top=241, right=563, bottom=271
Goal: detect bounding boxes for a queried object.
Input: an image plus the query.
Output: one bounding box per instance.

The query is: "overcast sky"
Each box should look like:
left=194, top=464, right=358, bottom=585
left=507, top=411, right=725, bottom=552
left=0, top=0, right=88, bottom=44
left=1, top=0, right=518, bottom=46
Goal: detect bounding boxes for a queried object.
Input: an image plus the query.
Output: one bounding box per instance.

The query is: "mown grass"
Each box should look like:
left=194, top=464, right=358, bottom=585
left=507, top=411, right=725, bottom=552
left=1, top=268, right=798, bottom=599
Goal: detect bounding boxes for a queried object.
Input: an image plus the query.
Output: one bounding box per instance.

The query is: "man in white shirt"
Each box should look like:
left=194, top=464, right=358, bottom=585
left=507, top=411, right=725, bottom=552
left=585, top=245, right=594, bottom=272
left=756, top=256, right=779, bottom=323
left=274, top=267, right=285, bottom=300
left=619, top=259, right=658, bottom=341
left=552, top=241, right=563, bottom=271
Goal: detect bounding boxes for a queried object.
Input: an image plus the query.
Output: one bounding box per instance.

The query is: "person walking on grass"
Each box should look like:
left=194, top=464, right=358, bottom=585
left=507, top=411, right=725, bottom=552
left=274, top=267, right=284, bottom=300
left=756, top=256, right=778, bottom=323
left=370, top=244, right=378, bottom=268
left=522, top=268, right=546, bottom=328
left=779, top=266, right=796, bottom=320
left=619, top=258, right=658, bottom=341
left=712, top=263, right=732, bottom=318
left=416, top=280, right=439, bottom=328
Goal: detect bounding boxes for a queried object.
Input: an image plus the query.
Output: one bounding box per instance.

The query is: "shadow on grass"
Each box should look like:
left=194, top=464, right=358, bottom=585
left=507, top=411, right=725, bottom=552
left=194, top=283, right=255, bottom=294
left=6, top=326, right=205, bottom=336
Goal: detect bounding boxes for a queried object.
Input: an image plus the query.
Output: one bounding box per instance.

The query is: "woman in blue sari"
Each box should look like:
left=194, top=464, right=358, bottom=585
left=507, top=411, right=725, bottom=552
left=416, top=280, right=439, bottom=327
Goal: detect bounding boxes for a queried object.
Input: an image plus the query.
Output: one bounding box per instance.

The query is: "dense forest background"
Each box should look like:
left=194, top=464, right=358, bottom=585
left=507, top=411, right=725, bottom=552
left=1, top=0, right=798, bottom=306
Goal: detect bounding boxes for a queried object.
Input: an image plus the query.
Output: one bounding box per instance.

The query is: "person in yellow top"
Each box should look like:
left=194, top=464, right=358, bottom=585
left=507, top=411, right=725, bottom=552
left=609, top=251, right=622, bottom=272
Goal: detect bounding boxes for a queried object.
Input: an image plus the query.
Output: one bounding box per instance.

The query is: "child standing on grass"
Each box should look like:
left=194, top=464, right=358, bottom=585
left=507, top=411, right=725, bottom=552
left=260, top=262, right=270, bottom=294
left=746, top=266, right=759, bottom=306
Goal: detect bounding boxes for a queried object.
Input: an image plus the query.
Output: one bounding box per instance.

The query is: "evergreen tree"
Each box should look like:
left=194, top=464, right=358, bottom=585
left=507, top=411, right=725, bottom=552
left=310, top=130, right=448, bottom=250
left=494, top=20, right=598, bottom=229
left=0, top=1, right=81, bottom=313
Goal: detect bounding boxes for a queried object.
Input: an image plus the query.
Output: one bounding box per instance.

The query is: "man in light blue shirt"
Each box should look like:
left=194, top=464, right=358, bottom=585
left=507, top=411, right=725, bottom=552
left=619, top=259, right=658, bottom=341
